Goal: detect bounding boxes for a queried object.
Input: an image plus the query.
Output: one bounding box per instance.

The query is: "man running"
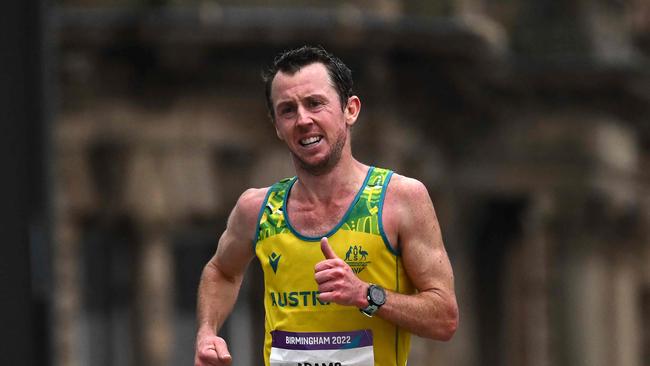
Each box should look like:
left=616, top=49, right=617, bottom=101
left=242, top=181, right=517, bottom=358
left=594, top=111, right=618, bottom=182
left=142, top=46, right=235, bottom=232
left=194, top=46, right=458, bottom=366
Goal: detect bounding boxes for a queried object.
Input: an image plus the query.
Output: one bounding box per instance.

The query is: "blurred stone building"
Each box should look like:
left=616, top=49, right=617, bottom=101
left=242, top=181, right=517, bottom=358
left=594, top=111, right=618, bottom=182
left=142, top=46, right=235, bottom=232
left=51, top=1, right=650, bottom=366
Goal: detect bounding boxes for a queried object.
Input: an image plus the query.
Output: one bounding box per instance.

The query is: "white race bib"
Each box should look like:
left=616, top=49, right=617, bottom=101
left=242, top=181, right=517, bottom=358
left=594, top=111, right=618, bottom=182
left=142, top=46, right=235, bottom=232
left=269, top=329, right=374, bottom=366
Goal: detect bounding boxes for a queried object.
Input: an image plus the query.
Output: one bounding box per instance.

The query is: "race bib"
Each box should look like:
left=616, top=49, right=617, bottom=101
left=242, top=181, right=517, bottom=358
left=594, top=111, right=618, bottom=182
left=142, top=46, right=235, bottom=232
left=269, top=329, right=374, bottom=366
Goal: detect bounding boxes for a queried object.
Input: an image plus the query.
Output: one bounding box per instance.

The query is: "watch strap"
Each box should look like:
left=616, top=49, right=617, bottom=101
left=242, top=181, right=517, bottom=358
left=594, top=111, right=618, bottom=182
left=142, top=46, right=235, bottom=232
left=360, top=304, right=379, bottom=317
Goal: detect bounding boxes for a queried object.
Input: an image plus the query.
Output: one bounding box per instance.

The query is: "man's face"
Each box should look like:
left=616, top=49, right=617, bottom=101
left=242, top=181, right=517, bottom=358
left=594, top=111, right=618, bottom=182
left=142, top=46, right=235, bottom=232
left=270, top=62, right=358, bottom=175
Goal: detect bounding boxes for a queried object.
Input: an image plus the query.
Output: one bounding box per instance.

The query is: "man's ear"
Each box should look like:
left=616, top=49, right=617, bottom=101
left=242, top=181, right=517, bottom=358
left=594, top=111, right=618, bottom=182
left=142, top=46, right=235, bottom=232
left=274, top=123, right=284, bottom=141
left=344, top=96, right=361, bottom=127
left=267, top=112, right=283, bottom=140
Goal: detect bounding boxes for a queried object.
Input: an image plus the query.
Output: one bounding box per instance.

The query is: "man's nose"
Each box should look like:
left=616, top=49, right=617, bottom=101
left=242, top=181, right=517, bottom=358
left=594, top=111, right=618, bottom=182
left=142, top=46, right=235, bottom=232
left=296, top=106, right=313, bottom=126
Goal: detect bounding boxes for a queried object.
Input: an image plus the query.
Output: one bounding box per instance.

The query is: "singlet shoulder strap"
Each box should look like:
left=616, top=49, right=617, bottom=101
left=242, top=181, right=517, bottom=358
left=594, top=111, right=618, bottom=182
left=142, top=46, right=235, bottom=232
left=253, top=177, right=295, bottom=246
left=340, top=167, right=394, bottom=240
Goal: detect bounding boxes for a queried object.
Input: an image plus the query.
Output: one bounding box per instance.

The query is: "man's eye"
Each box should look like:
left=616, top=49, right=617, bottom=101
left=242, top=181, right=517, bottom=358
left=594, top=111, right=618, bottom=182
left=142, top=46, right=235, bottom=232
left=279, top=107, right=295, bottom=116
left=309, top=100, right=323, bottom=108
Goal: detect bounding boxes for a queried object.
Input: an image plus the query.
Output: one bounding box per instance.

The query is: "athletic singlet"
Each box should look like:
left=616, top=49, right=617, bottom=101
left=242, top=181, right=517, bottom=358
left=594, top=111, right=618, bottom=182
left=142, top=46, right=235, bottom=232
left=253, top=167, right=415, bottom=366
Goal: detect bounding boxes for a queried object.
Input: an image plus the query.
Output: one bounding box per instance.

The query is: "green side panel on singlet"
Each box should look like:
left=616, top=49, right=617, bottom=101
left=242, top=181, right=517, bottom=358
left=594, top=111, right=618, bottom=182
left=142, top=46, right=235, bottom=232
left=257, top=177, right=293, bottom=242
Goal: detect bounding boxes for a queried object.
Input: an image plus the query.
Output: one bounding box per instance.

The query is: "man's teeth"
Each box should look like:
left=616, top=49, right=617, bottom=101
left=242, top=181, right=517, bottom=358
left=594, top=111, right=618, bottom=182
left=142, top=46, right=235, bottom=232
left=300, top=136, right=321, bottom=146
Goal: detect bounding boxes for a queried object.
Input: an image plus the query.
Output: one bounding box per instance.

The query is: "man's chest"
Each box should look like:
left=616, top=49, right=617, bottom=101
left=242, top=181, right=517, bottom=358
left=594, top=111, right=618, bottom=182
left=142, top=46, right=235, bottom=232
left=285, top=196, right=353, bottom=237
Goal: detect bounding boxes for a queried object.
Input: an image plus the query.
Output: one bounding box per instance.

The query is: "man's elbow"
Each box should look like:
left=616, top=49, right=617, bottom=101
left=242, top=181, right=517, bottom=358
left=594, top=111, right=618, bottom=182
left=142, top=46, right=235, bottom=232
left=423, top=303, right=459, bottom=341
left=437, top=309, right=459, bottom=341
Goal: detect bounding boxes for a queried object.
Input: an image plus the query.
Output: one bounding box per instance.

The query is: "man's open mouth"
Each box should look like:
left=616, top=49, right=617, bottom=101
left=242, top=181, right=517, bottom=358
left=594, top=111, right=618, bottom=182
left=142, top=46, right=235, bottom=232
left=300, top=136, right=322, bottom=146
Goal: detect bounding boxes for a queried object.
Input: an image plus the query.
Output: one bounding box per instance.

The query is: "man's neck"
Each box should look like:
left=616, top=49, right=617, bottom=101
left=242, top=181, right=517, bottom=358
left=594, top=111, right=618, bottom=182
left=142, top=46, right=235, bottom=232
left=292, top=155, right=369, bottom=204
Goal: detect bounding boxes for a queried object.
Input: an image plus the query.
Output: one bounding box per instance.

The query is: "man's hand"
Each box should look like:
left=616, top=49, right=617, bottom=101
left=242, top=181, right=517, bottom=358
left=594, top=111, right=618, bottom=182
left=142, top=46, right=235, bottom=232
left=194, top=332, right=232, bottom=366
left=314, top=237, right=368, bottom=307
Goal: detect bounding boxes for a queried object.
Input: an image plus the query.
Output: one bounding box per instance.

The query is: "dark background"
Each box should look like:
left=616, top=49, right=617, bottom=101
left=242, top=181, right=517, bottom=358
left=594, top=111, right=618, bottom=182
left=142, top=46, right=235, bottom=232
left=2, top=0, right=649, bottom=365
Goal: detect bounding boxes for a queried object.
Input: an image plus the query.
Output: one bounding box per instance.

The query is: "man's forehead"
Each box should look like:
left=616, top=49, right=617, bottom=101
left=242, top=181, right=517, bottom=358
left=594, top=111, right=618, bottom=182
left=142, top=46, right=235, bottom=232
left=271, top=63, right=334, bottom=99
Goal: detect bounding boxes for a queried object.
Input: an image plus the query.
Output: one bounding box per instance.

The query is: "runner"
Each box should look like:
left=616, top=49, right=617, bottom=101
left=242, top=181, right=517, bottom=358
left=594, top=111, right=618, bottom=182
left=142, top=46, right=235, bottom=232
left=194, top=45, right=458, bottom=366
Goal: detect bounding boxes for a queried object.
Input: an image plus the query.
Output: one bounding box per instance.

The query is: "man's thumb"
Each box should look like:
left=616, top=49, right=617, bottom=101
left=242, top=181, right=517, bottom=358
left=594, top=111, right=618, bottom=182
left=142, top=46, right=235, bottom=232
left=320, top=237, right=338, bottom=259
left=214, top=340, right=232, bottom=364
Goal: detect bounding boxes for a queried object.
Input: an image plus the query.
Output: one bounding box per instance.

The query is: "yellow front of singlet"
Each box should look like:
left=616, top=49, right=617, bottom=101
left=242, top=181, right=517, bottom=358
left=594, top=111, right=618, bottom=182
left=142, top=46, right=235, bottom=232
left=253, top=167, right=415, bottom=366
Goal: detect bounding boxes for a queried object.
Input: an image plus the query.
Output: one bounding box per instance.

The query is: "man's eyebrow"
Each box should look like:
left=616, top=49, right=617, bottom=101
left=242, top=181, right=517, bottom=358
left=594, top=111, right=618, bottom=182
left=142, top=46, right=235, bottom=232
left=304, top=93, right=328, bottom=100
left=275, top=93, right=327, bottom=106
left=275, top=100, right=295, bottom=108
left=305, top=94, right=327, bottom=100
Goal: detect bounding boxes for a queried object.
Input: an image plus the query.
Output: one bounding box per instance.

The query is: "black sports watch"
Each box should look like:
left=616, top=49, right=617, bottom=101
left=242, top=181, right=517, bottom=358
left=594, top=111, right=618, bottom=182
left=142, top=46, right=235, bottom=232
left=360, top=284, right=386, bottom=317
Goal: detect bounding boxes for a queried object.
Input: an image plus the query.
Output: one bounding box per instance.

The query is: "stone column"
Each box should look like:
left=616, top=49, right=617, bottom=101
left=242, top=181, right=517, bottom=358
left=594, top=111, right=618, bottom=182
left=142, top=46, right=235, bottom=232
left=428, top=190, right=479, bottom=366
left=52, top=147, right=98, bottom=366
left=610, top=249, right=642, bottom=366
left=52, top=214, right=82, bottom=366
left=642, top=196, right=650, bottom=364
left=554, top=194, right=645, bottom=366
left=133, top=223, right=174, bottom=366
left=503, top=193, right=552, bottom=366
left=552, top=197, right=610, bottom=366
left=124, top=148, right=174, bottom=366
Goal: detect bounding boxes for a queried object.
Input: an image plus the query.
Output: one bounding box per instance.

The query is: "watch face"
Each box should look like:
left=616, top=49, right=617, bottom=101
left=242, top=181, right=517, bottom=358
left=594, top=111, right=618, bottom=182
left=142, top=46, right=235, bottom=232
left=369, top=286, right=386, bottom=305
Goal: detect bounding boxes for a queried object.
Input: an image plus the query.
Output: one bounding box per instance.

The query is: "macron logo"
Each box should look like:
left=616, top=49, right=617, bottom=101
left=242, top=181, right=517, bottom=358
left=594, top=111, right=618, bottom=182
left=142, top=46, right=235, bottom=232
left=269, top=252, right=282, bottom=274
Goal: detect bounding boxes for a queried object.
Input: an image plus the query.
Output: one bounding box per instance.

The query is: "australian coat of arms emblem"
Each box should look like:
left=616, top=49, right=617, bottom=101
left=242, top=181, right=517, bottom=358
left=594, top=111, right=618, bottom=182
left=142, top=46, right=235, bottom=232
left=344, top=245, right=370, bottom=274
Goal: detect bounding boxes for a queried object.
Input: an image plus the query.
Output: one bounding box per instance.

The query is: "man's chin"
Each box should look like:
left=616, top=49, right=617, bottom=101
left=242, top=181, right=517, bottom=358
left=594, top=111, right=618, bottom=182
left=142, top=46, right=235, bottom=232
left=291, top=133, right=345, bottom=176
left=294, top=155, right=337, bottom=176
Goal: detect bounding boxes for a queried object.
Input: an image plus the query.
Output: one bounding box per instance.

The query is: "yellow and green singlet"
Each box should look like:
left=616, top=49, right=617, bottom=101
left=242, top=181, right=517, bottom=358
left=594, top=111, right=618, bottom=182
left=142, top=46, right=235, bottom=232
left=253, top=167, right=415, bottom=366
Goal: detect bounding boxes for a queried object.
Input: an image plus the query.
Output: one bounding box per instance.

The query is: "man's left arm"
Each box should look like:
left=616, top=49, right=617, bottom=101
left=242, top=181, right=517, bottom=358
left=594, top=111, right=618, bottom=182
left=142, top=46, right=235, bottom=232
left=372, top=176, right=458, bottom=340
left=314, top=176, right=458, bottom=340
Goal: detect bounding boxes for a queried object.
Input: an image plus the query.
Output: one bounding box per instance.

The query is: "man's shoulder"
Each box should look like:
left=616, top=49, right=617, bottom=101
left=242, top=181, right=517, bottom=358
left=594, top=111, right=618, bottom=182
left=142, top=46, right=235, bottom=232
left=386, top=173, right=430, bottom=203
left=233, top=174, right=295, bottom=223
left=225, top=187, right=272, bottom=239
left=384, top=173, right=435, bottom=218
left=380, top=172, right=434, bottom=249
left=236, top=187, right=272, bottom=217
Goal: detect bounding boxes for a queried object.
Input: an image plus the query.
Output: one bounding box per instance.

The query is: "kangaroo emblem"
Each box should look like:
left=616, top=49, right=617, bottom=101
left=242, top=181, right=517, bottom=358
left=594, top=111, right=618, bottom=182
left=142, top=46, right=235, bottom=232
left=345, top=246, right=353, bottom=261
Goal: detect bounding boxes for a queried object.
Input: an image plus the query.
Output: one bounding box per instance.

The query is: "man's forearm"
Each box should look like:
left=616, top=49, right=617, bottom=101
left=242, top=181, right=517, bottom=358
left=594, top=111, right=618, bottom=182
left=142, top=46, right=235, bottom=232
left=196, top=261, right=243, bottom=335
left=374, top=289, right=458, bottom=341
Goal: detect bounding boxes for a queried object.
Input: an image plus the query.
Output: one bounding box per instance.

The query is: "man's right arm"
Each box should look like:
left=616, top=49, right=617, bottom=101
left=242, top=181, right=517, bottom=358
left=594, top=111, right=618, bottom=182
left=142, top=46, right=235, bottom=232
left=194, top=188, right=268, bottom=366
